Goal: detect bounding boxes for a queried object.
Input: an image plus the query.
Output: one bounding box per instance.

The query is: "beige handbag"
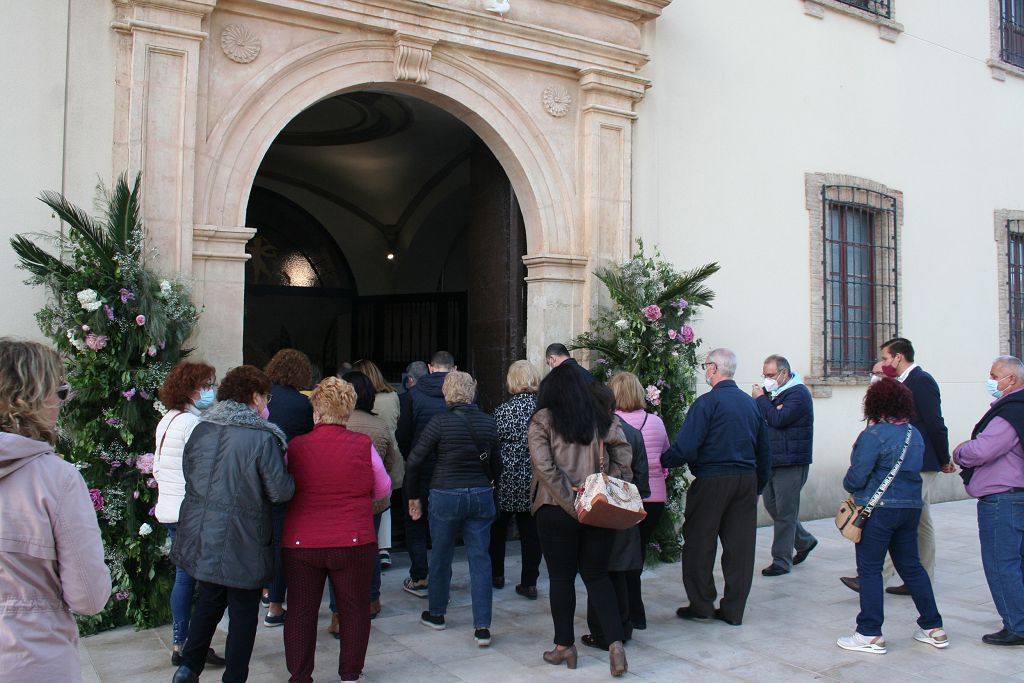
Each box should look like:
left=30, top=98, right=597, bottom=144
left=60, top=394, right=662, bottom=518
left=574, top=442, right=647, bottom=530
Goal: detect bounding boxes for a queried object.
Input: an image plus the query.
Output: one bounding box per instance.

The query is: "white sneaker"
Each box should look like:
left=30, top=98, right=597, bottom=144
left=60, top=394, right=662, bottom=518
left=837, top=631, right=887, bottom=654
left=914, top=627, right=949, bottom=649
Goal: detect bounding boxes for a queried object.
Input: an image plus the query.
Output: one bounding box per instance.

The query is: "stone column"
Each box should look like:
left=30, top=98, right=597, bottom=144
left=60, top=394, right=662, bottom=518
left=111, top=0, right=214, bottom=276
left=577, top=68, right=649, bottom=320
left=192, top=225, right=255, bottom=373
left=522, top=254, right=589, bottom=366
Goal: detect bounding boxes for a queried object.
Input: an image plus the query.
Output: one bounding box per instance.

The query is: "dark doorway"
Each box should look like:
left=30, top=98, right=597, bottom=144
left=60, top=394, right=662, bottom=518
left=243, top=91, right=526, bottom=406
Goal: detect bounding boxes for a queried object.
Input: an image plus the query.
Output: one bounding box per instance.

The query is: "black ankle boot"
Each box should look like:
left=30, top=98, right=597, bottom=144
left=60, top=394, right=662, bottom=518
left=172, top=664, right=199, bottom=682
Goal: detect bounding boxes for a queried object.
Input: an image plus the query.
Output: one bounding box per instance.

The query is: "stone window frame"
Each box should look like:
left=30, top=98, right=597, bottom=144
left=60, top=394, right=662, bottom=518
left=802, top=0, right=904, bottom=42
left=995, top=210, right=1024, bottom=355
left=989, top=0, right=1024, bottom=81
left=805, top=173, right=905, bottom=393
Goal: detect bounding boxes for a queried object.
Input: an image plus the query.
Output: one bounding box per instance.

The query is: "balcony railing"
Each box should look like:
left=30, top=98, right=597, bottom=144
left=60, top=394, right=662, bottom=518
left=1002, top=15, right=1024, bottom=69
left=834, top=0, right=892, bottom=19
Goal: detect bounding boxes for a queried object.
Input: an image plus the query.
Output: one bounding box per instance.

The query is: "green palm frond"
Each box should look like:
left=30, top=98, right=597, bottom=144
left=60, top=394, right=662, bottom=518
left=10, top=234, right=74, bottom=281
left=38, top=190, right=116, bottom=272
left=595, top=268, right=641, bottom=308
left=105, top=173, right=141, bottom=253
left=660, top=262, right=721, bottom=308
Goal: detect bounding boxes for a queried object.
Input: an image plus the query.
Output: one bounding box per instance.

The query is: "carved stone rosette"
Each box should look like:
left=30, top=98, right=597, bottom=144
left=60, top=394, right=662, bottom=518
left=221, top=24, right=261, bottom=64
left=542, top=86, right=572, bottom=117
left=393, top=33, right=436, bottom=84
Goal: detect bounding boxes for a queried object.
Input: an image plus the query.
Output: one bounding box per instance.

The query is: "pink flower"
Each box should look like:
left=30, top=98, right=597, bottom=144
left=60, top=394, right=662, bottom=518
left=84, top=333, right=108, bottom=351
left=104, top=305, right=115, bottom=321
left=642, top=304, right=662, bottom=322
left=135, top=453, right=155, bottom=474
left=132, top=490, right=140, bottom=500
left=148, top=506, right=156, bottom=516
left=119, top=288, right=135, bottom=304
left=89, top=488, right=104, bottom=511
left=123, top=388, right=136, bottom=401
left=681, top=325, right=695, bottom=344
left=110, top=460, right=122, bottom=469
left=135, top=314, right=146, bottom=326
left=668, top=329, right=678, bottom=340
left=672, top=298, right=689, bottom=310
left=139, top=389, right=150, bottom=401
left=115, top=590, right=130, bottom=601
left=81, top=324, right=90, bottom=332
left=645, top=384, right=662, bottom=406
left=146, top=478, right=157, bottom=489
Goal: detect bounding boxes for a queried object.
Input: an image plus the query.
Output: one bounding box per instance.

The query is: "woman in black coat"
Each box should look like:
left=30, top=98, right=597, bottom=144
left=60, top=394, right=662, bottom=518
left=170, top=365, right=295, bottom=683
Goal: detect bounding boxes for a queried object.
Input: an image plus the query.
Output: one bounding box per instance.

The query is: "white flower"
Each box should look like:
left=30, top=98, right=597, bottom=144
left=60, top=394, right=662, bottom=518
left=76, top=288, right=102, bottom=311
left=70, top=338, right=86, bottom=351
left=138, top=523, right=153, bottom=537
left=614, top=319, right=629, bottom=330
left=159, top=280, right=172, bottom=298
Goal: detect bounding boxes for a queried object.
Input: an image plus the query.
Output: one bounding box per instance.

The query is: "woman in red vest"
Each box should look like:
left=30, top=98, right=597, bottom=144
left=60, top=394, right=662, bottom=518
left=282, top=377, right=392, bottom=683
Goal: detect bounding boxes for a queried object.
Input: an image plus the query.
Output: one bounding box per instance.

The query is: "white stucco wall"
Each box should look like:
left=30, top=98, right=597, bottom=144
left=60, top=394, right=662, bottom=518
left=634, top=0, right=1024, bottom=520
left=0, top=0, right=115, bottom=342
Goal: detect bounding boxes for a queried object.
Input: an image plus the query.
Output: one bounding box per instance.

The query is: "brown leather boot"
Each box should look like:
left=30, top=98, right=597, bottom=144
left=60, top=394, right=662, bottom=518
left=327, top=612, right=340, bottom=639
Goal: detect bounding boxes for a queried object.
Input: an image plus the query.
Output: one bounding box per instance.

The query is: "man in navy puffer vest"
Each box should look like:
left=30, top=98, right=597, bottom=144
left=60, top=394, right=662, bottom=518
left=752, top=354, right=816, bottom=577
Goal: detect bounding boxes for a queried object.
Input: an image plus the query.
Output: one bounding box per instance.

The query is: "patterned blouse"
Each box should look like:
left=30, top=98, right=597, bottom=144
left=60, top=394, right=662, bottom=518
left=493, top=392, right=537, bottom=512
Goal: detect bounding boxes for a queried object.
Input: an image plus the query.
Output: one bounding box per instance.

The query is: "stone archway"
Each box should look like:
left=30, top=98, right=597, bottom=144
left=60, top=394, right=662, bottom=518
left=111, top=0, right=668, bottom=373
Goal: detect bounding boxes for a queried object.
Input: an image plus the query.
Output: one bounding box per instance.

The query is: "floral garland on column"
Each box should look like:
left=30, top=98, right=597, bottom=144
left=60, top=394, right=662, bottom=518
left=571, top=240, right=719, bottom=562
left=10, top=174, right=198, bottom=633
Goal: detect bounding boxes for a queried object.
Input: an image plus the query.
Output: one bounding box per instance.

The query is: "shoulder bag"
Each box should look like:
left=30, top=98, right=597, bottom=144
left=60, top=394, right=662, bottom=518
left=835, top=424, right=912, bottom=543
left=575, top=441, right=647, bottom=529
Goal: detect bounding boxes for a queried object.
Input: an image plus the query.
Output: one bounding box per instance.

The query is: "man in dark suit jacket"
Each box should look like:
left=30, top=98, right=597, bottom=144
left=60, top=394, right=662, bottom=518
left=842, top=337, right=953, bottom=595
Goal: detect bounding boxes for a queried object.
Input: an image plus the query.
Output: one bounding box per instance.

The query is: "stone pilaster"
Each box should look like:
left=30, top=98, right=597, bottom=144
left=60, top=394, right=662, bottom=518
left=522, top=254, right=589, bottom=365
left=191, top=225, right=256, bottom=372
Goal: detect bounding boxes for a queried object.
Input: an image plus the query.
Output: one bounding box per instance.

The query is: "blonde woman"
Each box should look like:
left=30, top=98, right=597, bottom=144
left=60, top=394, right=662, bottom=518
left=406, top=371, right=500, bottom=646
left=282, top=377, right=391, bottom=682
left=607, top=371, right=671, bottom=630
left=0, top=338, right=111, bottom=681
left=489, top=360, right=543, bottom=598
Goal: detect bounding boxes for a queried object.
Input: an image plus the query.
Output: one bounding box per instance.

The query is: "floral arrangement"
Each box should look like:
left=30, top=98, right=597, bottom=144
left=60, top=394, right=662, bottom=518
left=10, top=174, right=198, bottom=633
left=571, top=240, right=719, bottom=562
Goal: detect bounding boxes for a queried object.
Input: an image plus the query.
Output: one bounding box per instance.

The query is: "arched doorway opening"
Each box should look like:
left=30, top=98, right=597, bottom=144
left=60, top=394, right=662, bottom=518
left=242, top=90, right=527, bottom=409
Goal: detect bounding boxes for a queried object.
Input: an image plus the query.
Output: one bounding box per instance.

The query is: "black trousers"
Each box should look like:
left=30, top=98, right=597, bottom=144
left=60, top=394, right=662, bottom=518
left=681, top=474, right=757, bottom=623
left=586, top=571, right=631, bottom=645
left=488, top=509, right=542, bottom=587
left=625, top=501, right=665, bottom=626
left=536, top=505, right=623, bottom=647
left=181, top=581, right=262, bottom=682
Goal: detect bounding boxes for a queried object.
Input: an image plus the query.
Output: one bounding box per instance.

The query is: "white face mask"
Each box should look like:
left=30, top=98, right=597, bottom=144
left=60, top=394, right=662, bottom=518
left=870, top=374, right=882, bottom=385
left=762, top=377, right=779, bottom=393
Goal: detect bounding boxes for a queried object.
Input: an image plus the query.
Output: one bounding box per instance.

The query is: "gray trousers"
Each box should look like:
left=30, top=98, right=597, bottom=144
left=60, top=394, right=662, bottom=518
left=762, top=464, right=817, bottom=571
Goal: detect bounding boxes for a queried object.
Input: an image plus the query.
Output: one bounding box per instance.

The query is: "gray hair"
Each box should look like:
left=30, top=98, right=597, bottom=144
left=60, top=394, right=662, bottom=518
left=707, top=348, right=737, bottom=378
left=993, top=355, right=1024, bottom=382
left=763, top=354, right=791, bottom=376
left=406, top=360, right=429, bottom=381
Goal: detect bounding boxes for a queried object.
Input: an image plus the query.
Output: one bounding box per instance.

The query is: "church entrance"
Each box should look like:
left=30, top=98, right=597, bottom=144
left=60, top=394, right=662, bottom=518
left=242, top=91, right=526, bottom=409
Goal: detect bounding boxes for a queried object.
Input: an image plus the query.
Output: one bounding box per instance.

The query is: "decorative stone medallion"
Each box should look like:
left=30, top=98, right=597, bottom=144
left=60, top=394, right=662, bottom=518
left=221, top=24, right=261, bottom=64
left=542, top=86, right=572, bottom=117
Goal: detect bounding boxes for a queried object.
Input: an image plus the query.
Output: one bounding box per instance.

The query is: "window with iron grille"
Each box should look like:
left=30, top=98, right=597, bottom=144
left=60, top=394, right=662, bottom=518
left=1008, top=221, right=1024, bottom=358
left=822, top=185, right=899, bottom=376
left=1002, top=0, right=1024, bottom=69
left=834, top=0, right=892, bottom=19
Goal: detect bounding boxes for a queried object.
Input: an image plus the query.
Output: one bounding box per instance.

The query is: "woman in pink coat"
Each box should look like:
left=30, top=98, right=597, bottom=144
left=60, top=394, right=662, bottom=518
left=0, top=338, right=111, bottom=681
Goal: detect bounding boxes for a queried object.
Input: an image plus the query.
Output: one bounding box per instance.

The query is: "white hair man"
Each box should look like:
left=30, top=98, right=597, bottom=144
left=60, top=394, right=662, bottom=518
left=661, top=348, right=771, bottom=626
left=953, top=355, right=1024, bottom=647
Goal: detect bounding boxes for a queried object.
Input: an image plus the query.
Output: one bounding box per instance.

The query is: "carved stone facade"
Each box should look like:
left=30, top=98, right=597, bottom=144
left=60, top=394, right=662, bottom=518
left=110, top=0, right=670, bottom=371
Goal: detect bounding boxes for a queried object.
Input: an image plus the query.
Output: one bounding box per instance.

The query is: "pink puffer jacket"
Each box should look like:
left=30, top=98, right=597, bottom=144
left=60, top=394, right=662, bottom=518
left=0, top=432, right=111, bottom=682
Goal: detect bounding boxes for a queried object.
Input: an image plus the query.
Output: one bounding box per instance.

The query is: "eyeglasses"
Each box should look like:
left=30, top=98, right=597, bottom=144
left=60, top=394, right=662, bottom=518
left=703, top=362, right=717, bottom=372
left=56, top=383, right=72, bottom=402
left=201, top=380, right=218, bottom=390
left=265, top=394, right=273, bottom=405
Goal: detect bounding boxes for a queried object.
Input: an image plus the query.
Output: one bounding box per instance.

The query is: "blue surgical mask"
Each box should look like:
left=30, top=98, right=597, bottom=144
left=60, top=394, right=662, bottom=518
left=987, top=377, right=1007, bottom=399
left=194, top=388, right=215, bottom=410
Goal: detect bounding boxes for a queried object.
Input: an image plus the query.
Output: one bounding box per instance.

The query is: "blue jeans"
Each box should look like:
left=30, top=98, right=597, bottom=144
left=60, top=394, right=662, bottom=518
left=855, top=506, right=942, bottom=637
left=427, top=487, right=495, bottom=628
left=978, top=491, right=1024, bottom=635
left=166, top=523, right=196, bottom=646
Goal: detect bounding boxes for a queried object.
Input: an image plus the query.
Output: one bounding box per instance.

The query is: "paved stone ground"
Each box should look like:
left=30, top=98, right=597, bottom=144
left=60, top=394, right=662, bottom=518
left=79, top=499, right=1022, bottom=682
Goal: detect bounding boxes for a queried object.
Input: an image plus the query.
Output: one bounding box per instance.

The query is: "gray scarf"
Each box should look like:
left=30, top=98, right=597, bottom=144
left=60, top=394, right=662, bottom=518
left=200, top=400, right=288, bottom=451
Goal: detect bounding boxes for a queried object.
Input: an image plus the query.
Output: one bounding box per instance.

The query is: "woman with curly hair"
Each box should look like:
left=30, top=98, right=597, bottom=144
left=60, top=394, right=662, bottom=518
left=263, top=348, right=315, bottom=626
left=837, top=378, right=947, bottom=655
left=0, top=338, right=110, bottom=682
left=154, top=361, right=225, bottom=667
left=170, top=365, right=294, bottom=683
left=282, top=377, right=391, bottom=683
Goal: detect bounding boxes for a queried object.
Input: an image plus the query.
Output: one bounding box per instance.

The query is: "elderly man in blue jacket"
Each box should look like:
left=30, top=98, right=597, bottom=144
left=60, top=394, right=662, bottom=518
left=662, top=348, right=771, bottom=626
left=751, top=354, right=817, bottom=577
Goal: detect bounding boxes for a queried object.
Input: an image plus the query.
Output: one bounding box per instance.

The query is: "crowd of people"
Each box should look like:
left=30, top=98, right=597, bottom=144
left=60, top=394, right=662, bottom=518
left=1, top=335, right=1023, bottom=683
